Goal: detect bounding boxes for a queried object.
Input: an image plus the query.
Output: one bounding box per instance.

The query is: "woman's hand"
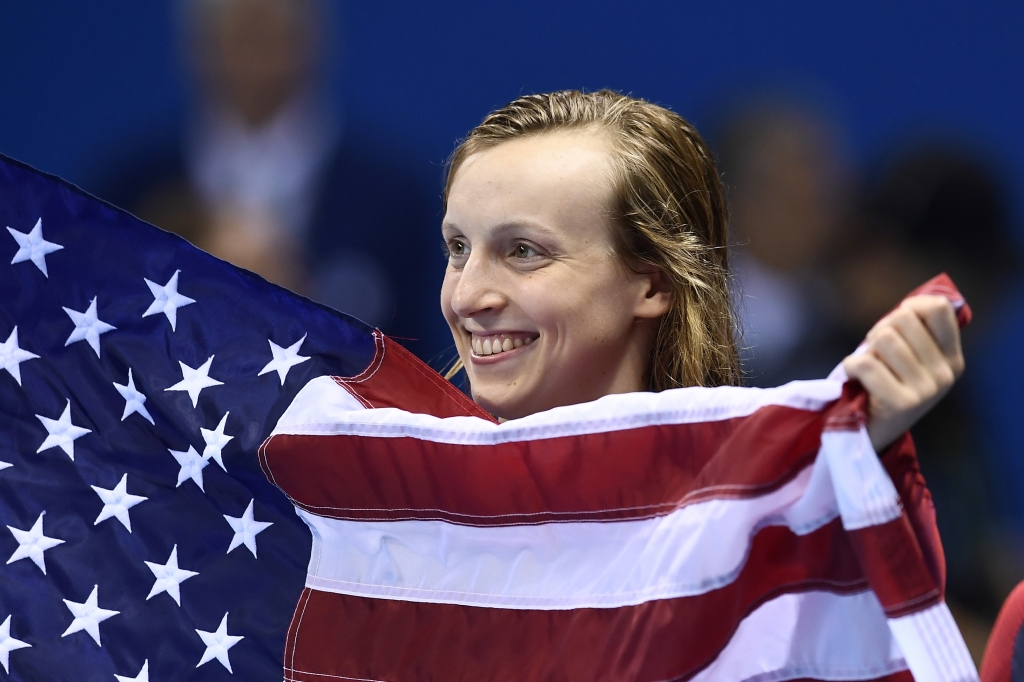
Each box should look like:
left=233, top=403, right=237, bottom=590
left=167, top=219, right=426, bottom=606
left=842, top=295, right=965, bottom=452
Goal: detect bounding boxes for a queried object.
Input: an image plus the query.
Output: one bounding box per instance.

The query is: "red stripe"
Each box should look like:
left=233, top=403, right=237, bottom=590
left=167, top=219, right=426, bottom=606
left=847, top=516, right=941, bottom=617
left=336, top=333, right=494, bottom=420
left=879, top=431, right=945, bottom=600
left=282, top=521, right=869, bottom=682
left=262, top=405, right=825, bottom=525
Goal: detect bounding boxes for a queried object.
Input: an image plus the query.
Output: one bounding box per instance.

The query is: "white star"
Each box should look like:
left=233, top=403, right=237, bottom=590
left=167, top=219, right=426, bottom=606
left=61, top=584, right=119, bottom=646
left=224, top=500, right=273, bottom=558
left=196, top=612, right=243, bottom=673
left=145, top=545, right=198, bottom=606
left=258, top=334, right=310, bottom=385
left=63, top=297, right=116, bottom=357
left=0, top=615, right=30, bottom=674
left=7, top=218, right=62, bottom=277
left=143, top=270, right=195, bottom=331
left=91, top=474, right=147, bottom=533
left=165, top=356, right=223, bottom=408
left=0, top=462, right=10, bottom=473
left=114, top=660, right=149, bottom=682
left=0, top=327, right=39, bottom=386
left=169, top=445, right=209, bottom=491
left=6, top=512, right=64, bottom=574
left=113, top=368, right=154, bottom=425
left=201, top=412, right=233, bottom=471
left=36, top=400, right=91, bottom=460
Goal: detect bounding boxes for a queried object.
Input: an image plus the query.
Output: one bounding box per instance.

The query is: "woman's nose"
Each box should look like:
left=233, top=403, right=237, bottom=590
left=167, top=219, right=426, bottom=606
left=449, top=255, right=507, bottom=318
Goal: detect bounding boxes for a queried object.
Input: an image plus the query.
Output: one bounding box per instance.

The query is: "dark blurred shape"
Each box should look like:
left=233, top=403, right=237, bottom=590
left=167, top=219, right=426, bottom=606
left=837, top=148, right=1017, bottom=334
left=836, top=143, right=1021, bottom=656
left=194, top=0, right=314, bottom=129
left=92, top=0, right=447, bottom=361
left=715, top=97, right=854, bottom=386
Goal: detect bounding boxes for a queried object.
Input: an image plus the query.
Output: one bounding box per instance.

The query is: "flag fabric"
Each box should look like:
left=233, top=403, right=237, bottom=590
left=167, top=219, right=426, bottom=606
left=261, top=277, right=979, bottom=682
left=0, top=153, right=378, bottom=680
left=0, top=152, right=979, bottom=682
left=978, top=578, right=1024, bottom=680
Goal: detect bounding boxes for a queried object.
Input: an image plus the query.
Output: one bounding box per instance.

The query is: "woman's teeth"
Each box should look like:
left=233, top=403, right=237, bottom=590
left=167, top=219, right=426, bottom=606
left=471, top=334, right=534, bottom=356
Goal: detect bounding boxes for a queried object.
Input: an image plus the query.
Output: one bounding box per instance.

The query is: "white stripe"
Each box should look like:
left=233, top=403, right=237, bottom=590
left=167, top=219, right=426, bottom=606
left=272, top=375, right=843, bottom=444
left=297, top=459, right=858, bottom=610
left=819, top=427, right=902, bottom=531
left=688, top=590, right=907, bottom=682
left=888, top=602, right=978, bottom=681
left=274, top=375, right=366, bottom=426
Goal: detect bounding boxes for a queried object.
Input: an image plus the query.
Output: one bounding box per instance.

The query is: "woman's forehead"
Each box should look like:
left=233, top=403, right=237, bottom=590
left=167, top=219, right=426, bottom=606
left=459, top=130, right=613, bottom=180
left=446, top=132, right=616, bottom=230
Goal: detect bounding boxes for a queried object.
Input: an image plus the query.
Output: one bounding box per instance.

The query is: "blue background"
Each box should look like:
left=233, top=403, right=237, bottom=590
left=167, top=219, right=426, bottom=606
left=0, top=1, right=1021, bottom=226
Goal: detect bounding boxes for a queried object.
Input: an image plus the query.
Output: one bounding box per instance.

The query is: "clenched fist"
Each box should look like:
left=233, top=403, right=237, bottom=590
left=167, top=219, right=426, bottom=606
left=842, top=295, right=966, bottom=451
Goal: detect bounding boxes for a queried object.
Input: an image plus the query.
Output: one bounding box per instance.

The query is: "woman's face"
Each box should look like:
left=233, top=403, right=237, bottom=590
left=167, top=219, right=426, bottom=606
left=441, top=131, right=671, bottom=420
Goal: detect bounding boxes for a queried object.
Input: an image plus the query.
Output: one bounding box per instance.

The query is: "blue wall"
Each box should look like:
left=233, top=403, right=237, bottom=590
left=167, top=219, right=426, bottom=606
left=1, top=1, right=1022, bottom=222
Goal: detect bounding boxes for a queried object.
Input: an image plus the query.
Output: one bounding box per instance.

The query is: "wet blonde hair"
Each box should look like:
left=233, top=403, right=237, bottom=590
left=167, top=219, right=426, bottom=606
left=444, top=89, right=740, bottom=390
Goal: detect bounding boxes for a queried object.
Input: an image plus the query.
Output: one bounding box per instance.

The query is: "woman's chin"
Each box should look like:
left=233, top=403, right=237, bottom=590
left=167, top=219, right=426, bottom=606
left=470, top=386, right=542, bottom=422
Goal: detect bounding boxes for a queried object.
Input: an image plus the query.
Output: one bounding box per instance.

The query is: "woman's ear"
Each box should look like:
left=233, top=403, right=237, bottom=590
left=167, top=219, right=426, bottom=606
left=634, top=267, right=673, bottom=320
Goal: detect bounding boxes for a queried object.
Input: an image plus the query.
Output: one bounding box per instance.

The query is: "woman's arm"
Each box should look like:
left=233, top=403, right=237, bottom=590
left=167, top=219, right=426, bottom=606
left=842, top=295, right=966, bottom=451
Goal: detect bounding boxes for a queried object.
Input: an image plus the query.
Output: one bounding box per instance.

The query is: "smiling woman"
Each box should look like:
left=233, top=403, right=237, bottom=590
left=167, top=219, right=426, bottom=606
left=439, top=90, right=964, bottom=446
left=442, top=132, right=679, bottom=418
left=256, top=91, right=975, bottom=680
left=441, top=91, right=738, bottom=420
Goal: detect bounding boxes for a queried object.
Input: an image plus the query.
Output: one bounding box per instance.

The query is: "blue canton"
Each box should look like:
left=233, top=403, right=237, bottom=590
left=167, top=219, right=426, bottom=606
left=0, top=154, right=377, bottom=680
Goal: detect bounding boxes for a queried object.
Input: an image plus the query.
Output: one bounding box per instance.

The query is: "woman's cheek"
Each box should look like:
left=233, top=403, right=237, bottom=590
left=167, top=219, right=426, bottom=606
left=440, top=277, right=461, bottom=330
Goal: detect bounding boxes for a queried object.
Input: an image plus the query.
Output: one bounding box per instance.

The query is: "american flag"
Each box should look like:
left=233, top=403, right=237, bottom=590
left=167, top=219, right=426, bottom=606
left=0, top=154, right=378, bottom=679
left=260, top=302, right=978, bottom=680
left=0, top=153, right=979, bottom=681
left=263, top=332, right=978, bottom=680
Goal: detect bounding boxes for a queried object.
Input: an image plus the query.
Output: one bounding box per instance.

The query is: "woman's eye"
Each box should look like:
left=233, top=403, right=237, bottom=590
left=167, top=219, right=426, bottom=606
left=512, top=243, right=539, bottom=260
left=447, top=239, right=469, bottom=259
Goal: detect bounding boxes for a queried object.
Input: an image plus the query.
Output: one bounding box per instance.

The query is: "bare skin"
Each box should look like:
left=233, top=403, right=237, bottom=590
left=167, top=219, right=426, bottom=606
left=844, top=295, right=965, bottom=449
left=442, top=131, right=964, bottom=448
left=441, top=132, right=671, bottom=420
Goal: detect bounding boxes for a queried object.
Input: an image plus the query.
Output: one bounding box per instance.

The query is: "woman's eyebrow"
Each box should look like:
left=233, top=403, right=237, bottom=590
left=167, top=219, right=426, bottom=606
left=488, top=219, right=558, bottom=239
left=442, top=218, right=561, bottom=242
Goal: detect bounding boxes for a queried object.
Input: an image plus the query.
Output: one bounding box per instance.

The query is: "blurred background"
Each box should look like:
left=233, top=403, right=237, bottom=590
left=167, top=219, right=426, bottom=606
left=1, top=0, right=1022, bottom=663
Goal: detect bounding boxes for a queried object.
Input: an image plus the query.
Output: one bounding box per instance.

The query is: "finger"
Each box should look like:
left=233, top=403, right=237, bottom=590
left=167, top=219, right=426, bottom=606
left=872, top=304, right=950, bottom=379
left=903, top=295, right=963, bottom=365
left=864, top=325, right=932, bottom=389
left=888, top=306, right=958, bottom=393
left=843, top=351, right=910, bottom=409
left=846, top=352, right=922, bottom=451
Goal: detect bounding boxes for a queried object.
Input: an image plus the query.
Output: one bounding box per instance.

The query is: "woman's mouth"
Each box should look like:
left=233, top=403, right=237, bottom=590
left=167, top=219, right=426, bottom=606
left=470, top=332, right=537, bottom=357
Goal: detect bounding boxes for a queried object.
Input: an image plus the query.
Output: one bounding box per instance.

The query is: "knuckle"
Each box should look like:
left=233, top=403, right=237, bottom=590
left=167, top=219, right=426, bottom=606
left=893, top=307, right=913, bottom=324
left=893, top=393, right=916, bottom=412
left=930, top=298, right=954, bottom=321
left=952, top=354, right=966, bottom=375
left=908, top=295, right=937, bottom=317
left=844, top=354, right=868, bottom=374
left=935, top=364, right=956, bottom=387
left=876, top=327, right=900, bottom=346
